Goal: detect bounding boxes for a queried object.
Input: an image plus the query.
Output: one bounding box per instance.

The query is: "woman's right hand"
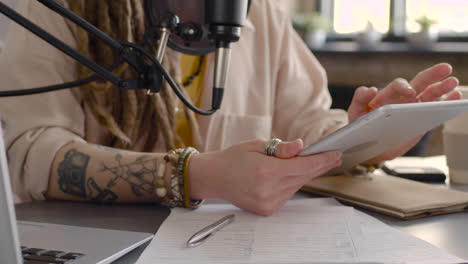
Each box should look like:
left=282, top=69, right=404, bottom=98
left=188, top=139, right=342, bottom=216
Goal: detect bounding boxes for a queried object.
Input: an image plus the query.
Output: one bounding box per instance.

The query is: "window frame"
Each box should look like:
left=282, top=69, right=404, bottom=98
left=317, top=0, right=468, bottom=42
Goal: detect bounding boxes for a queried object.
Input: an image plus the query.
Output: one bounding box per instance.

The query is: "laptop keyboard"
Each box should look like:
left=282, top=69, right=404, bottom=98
left=21, top=246, right=84, bottom=264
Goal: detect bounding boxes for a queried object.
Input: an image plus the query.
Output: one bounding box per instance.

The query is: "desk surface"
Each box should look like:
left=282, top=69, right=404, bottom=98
left=15, top=156, right=468, bottom=263
left=16, top=191, right=468, bottom=263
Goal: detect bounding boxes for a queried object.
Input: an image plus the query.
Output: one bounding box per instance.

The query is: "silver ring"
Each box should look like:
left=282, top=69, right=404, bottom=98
left=264, top=138, right=282, bottom=157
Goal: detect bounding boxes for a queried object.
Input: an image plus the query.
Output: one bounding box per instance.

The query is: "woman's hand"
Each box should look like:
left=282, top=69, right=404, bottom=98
left=188, top=139, right=342, bottom=216
left=347, top=63, right=462, bottom=162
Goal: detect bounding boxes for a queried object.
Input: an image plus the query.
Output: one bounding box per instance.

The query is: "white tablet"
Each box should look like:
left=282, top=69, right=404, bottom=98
left=299, top=100, right=468, bottom=172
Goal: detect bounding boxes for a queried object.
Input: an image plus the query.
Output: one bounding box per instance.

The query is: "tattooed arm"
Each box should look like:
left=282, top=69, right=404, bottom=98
left=46, top=141, right=171, bottom=203
left=45, top=139, right=342, bottom=216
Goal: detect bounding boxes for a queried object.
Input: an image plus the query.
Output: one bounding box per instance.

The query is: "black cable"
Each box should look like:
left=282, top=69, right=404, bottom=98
left=0, top=76, right=97, bottom=97
left=0, top=60, right=125, bottom=97
left=183, top=56, right=205, bottom=87
left=122, top=42, right=218, bottom=116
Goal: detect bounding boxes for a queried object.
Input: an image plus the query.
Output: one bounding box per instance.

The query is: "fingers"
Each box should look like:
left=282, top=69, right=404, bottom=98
left=278, top=159, right=341, bottom=188
left=445, top=90, right=462, bottom=101
left=272, top=151, right=342, bottom=177
left=352, top=86, right=379, bottom=108
left=347, top=86, right=378, bottom=121
left=410, top=63, right=453, bottom=94
left=417, top=77, right=459, bottom=102
left=240, top=138, right=303, bottom=158
left=225, top=140, right=342, bottom=216
left=368, top=78, right=416, bottom=109
left=275, top=139, right=304, bottom=158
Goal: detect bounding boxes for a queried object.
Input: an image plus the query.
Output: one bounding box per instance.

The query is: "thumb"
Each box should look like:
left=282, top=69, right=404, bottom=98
left=274, top=139, right=304, bottom=158
left=348, top=86, right=378, bottom=121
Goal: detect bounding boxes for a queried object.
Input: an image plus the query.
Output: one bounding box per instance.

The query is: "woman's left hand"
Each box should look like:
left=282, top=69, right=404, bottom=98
left=347, top=63, right=462, bottom=163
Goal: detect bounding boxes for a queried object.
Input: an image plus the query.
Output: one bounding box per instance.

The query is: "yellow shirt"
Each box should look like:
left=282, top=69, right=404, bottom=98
left=175, top=54, right=205, bottom=148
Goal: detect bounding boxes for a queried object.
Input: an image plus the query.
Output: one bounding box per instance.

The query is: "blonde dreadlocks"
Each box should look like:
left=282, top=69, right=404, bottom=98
left=66, top=0, right=202, bottom=152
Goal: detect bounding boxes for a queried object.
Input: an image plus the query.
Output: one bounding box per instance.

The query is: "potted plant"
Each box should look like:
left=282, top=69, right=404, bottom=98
left=407, top=15, right=438, bottom=49
left=292, top=12, right=330, bottom=49
left=355, top=21, right=382, bottom=49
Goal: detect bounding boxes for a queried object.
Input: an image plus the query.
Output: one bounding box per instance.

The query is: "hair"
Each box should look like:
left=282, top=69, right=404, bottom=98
left=66, top=0, right=202, bottom=152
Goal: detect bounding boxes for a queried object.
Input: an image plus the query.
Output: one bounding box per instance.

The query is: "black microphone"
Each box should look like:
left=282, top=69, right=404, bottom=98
left=206, top=0, right=248, bottom=109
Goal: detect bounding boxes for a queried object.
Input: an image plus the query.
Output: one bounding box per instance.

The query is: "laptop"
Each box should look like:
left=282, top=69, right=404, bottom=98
left=0, top=126, right=154, bottom=264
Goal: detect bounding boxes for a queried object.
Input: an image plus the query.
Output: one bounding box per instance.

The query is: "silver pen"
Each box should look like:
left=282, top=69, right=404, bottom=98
left=186, top=214, right=235, bottom=247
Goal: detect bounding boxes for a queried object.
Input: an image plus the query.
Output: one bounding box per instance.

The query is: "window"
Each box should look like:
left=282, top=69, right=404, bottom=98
left=406, top=0, right=468, bottom=35
left=333, top=0, right=391, bottom=34
left=320, top=0, right=468, bottom=39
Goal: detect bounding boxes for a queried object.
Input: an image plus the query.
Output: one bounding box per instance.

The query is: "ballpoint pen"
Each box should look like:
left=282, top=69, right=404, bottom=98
left=186, top=214, right=235, bottom=247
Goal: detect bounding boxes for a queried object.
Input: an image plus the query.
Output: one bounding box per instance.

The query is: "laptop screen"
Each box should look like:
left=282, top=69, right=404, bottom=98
left=0, top=124, right=22, bottom=264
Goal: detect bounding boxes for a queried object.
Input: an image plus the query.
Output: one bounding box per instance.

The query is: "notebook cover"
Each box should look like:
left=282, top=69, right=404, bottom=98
left=301, top=173, right=468, bottom=220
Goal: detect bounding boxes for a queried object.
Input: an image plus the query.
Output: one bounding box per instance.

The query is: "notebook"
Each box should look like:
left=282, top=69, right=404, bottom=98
left=0, top=124, right=154, bottom=264
left=301, top=173, right=468, bottom=219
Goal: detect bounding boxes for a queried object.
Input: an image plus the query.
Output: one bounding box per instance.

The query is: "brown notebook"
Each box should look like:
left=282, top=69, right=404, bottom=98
left=301, top=173, right=468, bottom=219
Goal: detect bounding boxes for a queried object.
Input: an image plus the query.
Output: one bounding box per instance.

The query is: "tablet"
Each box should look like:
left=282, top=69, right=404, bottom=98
left=299, top=100, right=468, bottom=172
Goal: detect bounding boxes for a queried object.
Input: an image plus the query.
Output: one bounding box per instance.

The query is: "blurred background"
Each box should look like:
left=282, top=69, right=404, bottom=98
left=2, top=0, right=466, bottom=156
left=278, top=0, right=468, bottom=156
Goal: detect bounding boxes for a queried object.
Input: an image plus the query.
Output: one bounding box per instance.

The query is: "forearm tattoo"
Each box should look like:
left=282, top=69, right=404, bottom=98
left=100, top=154, right=158, bottom=197
left=58, top=149, right=89, bottom=198
left=58, top=148, right=159, bottom=202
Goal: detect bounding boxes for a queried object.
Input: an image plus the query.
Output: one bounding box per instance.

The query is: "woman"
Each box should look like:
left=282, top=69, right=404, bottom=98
left=0, top=0, right=460, bottom=216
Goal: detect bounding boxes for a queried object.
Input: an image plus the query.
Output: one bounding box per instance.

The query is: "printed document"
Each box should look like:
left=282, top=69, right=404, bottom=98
left=136, top=199, right=464, bottom=264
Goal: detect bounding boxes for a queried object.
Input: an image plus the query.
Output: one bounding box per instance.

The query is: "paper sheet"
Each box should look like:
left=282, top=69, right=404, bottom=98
left=136, top=198, right=464, bottom=264
left=352, top=210, right=463, bottom=263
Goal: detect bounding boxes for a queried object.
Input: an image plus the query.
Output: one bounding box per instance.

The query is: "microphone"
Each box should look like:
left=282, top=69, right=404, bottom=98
left=145, top=0, right=249, bottom=111
left=206, top=0, right=248, bottom=109
left=0, top=0, right=249, bottom=115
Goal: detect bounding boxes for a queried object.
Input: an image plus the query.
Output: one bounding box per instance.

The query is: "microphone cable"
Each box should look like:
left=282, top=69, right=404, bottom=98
left=0, top=59, right=125, bottom=97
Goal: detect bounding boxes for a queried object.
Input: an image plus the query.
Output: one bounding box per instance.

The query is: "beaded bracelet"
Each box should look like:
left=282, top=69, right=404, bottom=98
left=164, top=150, right=184, bottom=207
left=154, top=159, right=167, bottom=198
left=154, top=158, right=179, bottom=208
left=179, top=148, right=203, bottom=208
left=161, top=148, right=203, bottom=208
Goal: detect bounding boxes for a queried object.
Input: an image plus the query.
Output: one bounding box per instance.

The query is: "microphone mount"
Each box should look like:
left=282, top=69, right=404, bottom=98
left=0, top=0, right=249, bottom=115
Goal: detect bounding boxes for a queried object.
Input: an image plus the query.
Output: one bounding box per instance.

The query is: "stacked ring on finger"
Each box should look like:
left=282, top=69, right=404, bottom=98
left=264, top=138, right=282, bottom=157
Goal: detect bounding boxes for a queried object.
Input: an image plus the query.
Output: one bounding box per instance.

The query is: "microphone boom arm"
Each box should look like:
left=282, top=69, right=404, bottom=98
left=0, top=1, right=133, bottom=89
left=0, top=0, right=248, bottom=115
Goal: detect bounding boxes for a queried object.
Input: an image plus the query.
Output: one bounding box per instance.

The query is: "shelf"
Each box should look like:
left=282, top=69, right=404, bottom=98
left=311, top=41, right=468, bottom=55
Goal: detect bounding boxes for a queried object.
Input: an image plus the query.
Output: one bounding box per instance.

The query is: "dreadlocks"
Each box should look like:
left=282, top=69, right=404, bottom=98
left=66, top=0, right=202, bottom=152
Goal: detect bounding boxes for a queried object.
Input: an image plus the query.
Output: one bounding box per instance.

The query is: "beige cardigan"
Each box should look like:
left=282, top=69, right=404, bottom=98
left=0, top=0, right=347, bottom=202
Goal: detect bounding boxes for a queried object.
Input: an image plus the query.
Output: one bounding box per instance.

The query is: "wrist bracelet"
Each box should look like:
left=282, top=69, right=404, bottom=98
left=155, top=159, right=167, bottom=198
left=154, top=158, right=180, bottom=208
left=181, top=148, right=203, bottom=208
left=163, top=150, right=184, bottom=207
left=162, top=147, right=203, bottom=208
